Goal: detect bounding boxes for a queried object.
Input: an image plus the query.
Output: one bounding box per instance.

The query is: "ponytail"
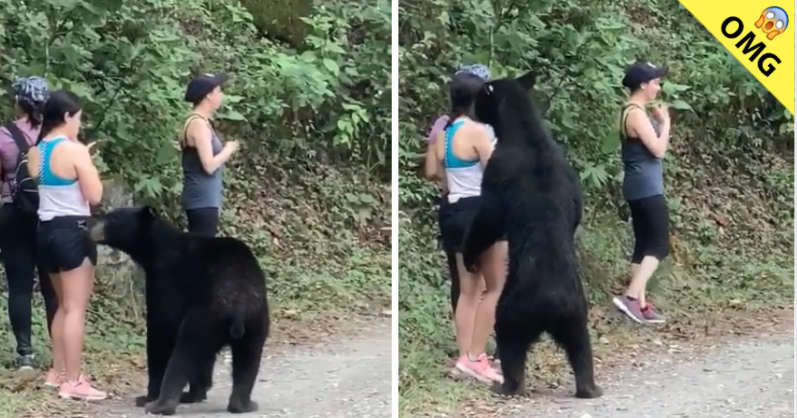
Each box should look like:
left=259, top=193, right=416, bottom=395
left=18, top=101, right=44, bottom=129
left=37, top=119, right=58, bottom=146
left=28, top=108, right=43, bottom=129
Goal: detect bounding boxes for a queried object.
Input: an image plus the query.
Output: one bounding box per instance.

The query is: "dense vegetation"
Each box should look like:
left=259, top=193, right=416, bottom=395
left=398, top=0, right=793, bottom=414
left=0, top=0, right=391, bottom=414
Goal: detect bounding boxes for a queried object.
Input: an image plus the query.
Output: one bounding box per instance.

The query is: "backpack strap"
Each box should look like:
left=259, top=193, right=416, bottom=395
left=4, top=122, right=31, bottom=154
left=1, top=122, right=31, bottom=181
left=180, top=113, right=210, bottom=149
left=619, top=103, right=644, bottom=139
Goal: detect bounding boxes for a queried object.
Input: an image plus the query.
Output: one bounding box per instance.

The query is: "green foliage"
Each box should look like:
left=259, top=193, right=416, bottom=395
left=0, top=0, right=391, bottom=407
left=398, top=0, right=793, bottom=414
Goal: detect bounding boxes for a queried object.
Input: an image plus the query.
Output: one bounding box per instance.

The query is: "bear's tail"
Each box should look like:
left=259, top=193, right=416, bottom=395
left=230, top=312, right=246, bottom=339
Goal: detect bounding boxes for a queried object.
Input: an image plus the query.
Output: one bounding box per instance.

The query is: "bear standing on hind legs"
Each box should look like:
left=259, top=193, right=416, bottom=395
left=460, top=71, right=601, bottom=399
left=89, top=206, right=270, bottom=415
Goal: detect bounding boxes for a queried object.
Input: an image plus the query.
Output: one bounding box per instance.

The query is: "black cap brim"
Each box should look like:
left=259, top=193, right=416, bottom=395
left=211, top=73, right=229, bottom=87
left=651, top=65, right=669, bottom=79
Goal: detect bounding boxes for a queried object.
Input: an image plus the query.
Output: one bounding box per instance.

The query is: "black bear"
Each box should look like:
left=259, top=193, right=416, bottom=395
left=89, top=206, right=270, bottom=415
left=460, top=71, right=601, bottom=399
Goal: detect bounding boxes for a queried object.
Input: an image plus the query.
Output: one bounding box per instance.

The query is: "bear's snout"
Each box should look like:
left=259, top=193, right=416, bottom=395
left=88, top=219, right=106, bottom=242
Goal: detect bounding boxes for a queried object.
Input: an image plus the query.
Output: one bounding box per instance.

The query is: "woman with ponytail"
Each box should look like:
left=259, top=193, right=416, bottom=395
left=431, top=65, right=506, bottom=384
left=0, top=76, right=58, bottom=371
left=27, top=90, right=106, bottom=400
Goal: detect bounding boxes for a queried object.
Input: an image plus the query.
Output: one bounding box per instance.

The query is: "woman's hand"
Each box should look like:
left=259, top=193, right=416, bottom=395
left=87, top=141, right=101, bottom=162
left=651, top=103, right=670, bottom=124
left=224, top=140, right=240, bottom=154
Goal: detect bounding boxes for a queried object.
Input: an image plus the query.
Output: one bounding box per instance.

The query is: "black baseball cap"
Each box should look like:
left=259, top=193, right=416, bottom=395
left=621, top=61, right=668, bottom=89
left=184, top=73, right=228, bottom=103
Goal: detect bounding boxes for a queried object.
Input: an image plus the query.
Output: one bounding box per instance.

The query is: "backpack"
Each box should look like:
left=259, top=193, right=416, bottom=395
left=2, top=122, right=39, bottom=216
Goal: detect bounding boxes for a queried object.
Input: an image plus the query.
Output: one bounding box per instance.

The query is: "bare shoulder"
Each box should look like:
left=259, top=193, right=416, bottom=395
left=186, top=115, right=210, bottom=133
left=460, top=120, right=491, bottom=143
left=61, top=140, right=91, bottom=160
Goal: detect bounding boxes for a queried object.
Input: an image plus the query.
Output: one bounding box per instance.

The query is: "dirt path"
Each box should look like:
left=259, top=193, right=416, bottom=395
left=101, top=318, right=391, bottom=418
left=489, top=328, right=794, bottom=418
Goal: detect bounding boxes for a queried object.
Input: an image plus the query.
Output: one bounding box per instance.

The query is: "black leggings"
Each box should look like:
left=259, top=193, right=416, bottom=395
left=185, top=207, right=220, bottom=237
left=0, top=205, right=57, bottom=356
left=627, top=194, right=669, bottom=263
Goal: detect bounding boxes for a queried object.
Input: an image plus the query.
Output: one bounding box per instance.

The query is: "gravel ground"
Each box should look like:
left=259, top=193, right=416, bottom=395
left=500, top=333, right=794, bottom=418
left=103, top=319, right=392, bottom=418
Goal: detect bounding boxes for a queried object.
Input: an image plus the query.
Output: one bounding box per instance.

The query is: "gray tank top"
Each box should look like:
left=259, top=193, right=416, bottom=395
left=620, top=104, right=664, bottom=201
left=180, top=115, right=223, bottom=210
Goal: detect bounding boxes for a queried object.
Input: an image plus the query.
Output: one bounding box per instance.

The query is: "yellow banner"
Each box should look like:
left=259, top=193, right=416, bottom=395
left=678, top=1, right=794, bottom=114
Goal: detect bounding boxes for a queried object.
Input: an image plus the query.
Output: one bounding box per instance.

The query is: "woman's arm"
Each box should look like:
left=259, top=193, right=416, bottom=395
left=424, top=131, right=444, bottom=180
left=73, top=145, right=103, bottom=205
left=187, top=119, right=234, bottom=174
left=626, top=108, right=671, bottom=158
left=424, top=116, right=449, bottom=181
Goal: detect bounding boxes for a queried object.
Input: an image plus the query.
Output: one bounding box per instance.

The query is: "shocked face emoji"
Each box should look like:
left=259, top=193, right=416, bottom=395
left=756, top=7, right=789, bottom=40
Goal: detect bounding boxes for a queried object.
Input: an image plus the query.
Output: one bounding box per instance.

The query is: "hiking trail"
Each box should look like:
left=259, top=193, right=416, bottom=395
left=463, top=327, right=793, bottom=418
left=102, top=318, right=391, bottom=418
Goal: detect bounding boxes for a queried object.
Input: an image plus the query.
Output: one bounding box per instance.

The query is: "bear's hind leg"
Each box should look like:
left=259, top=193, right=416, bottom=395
left=227, top=326, right=266, bottom=414
left=145, top=311, right=224, bottom=415
left=493, top=338, right=528, bottom=396
left=548, top=314, right=603, bottom=399
left=492, top=308, right=542, bottom=397
left=180, top=354, right=216, bottom=404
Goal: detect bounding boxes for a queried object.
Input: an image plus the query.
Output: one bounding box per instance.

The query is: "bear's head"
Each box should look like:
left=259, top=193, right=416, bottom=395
left=473, top=70, right=540, bottom=141
left=89, top=205, right=159, bottom=254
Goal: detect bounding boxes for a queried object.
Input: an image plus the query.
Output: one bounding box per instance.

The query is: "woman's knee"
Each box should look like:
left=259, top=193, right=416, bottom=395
left=59, top=269, right=94, bottom=312
left=651, top=239, right=669, bottom=260
left=458, top=272, right=484, bottom=298
left=480, top=244, right=507, bottom=288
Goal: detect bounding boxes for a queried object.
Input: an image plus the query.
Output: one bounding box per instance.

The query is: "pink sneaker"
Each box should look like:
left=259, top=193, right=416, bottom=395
left=43, top=369, right=64, bottom=388
left=455, top=353, right=504, bottom=384
left=58, top=375, right=107, bottom=401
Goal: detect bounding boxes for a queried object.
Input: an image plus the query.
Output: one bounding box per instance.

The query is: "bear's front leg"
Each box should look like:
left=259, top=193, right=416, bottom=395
left=136, top=322, right=176, bottom=407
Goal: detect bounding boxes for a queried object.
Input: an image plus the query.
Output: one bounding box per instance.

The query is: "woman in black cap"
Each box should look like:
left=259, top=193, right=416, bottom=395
left=180, top=73, right=239, bottom=237
left=612, top=61, right=671, bottom=324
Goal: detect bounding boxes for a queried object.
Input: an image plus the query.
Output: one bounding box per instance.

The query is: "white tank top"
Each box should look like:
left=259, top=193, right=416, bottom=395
left=36, top=137, right=91, bottom=221
left=443, top=119, right=496, bottom=203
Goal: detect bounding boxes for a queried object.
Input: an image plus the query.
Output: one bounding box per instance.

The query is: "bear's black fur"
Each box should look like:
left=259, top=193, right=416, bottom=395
left=89, top=206, right=270, bottom=415
left=460, top=71, right=601, bottom=399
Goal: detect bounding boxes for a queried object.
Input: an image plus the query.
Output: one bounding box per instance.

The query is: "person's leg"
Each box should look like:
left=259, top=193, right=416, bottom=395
left=44, top=273, right=66, bottom=387
left=453, top=240, right=505, bottom=384
left=50, top=224, right=105, bottom=400
left=468, top=240, right=507, bottom=359
left=636, top=195, right=669, bottom=323
left=614, top=195, right=668, bottom=323
left=186, top=208, right=220, bottom=237
left=0, top=207, right=37, bottom=369
left=454, top=253, right=504, bottom=383
left=58, top=258, right=104, bottom=400
left=626, top=199, right=646, bottom=295
left=30, top=218, right=58, bottom=342
left=453, top=253, right=480, bottom=358
left=38, top=222, right=66, bottom=387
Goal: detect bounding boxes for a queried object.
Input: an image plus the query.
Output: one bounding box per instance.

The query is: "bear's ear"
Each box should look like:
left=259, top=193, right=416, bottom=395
left=140, top=205, right=158, bottom=221
left=516, top=70, right=539, bottom=91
